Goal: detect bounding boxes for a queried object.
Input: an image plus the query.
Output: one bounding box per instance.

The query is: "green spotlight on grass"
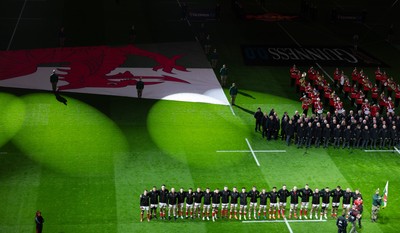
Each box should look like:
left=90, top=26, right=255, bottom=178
left=147, top=100, right=251, bottom=168
left=0, top=93, right=26, bottom=148
left=12, top=93, right=128, bottom=176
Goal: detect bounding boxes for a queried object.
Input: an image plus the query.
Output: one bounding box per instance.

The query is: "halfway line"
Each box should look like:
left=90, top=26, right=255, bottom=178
left=245, top=138, right=260, bottom=167
left=283, top=216, right=294, bottom=233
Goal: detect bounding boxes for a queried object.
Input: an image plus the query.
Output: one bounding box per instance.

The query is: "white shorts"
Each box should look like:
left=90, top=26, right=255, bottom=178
left=259, top=204, right=267, bottom=209
left=178, top=203, right=184, bottom=208
left=290, top=203, right=299, bottom=208
left=212, top=203, right=219, bottom=208
left=312, top=204, right=319, bottom=208
left=169, top=204, right=176, bottom=208
left=159, top=202, right=167, bottom=208
left=240, top=204, right=247, bottom=209
left=230, top=203, right=238, bottom=208
left=343, top=204, right=351, bottom=209
left=186, top=204, right=193, bottom=208
left=332, top=202, right=340, bottom=207
left=249, top=202, right=258, bottom=207
left=140, top=206, right=149, bottom=211
left=150, top=204, right=158, bottom=208
left=203, top=204, right=211, bottom=210
left=194, top=203, right=201, bottom=208
left=301, top=202, right=309, bottom=208
left=321, top=203, right=329, bottom=208
left=279, top=202, right=287, bottom=207
left=221, top=203, right=229, bottom=209
left=270, top=203, right=278, bottom=207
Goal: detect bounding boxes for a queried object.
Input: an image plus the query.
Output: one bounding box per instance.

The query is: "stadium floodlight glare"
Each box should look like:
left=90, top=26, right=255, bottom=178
left=12, top=93, right=128, bottom=176
left=0, top=93, right=26, bottom=148
left=147, top=99, right=250, bottom=168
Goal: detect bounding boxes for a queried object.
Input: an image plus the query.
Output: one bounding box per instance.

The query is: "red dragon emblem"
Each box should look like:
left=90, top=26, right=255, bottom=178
left=0, top=45, right=190, bottom=91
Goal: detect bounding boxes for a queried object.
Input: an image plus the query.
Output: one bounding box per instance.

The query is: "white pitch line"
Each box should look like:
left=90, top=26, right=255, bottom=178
left=394, top=146, right=400, bottom=154
left=7, top=0, right=28, bottom=50
left=283, top=216, right=294, bottom=233
left=216, top=150, right=287, bottom=153
left=277, top=23, right=301, bottom=48
left=242, top=219, right=327, bottom=223
left=245, top=138, right=260, bottom=167
left=315, top=62, right=334, bottom=83
left=229, top=104, right=236, bottom=116
left=364, top=150, right=394, bottom=153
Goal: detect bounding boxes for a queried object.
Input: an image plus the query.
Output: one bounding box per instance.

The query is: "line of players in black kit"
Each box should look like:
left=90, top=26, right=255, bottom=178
left=139, top=184, right=364, bottom=226
left=254, top=107, right=400, bottom=149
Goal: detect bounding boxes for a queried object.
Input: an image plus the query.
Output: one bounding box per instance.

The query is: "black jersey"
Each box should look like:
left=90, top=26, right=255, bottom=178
left=289, top=190, right=300, bottom=204
left=203, top=192, right=212, bottom=205
left=149, top=190, right=159, bottom=204
left=331, top=189, right=343, bottom=203
left=268, top=191, right=279, bottom=203
left=300, top=188, right=313, bottom=202
left=177, top=191, right=186, bottom=204
left=168, top=192, right=178, bottom=205
left=158, top=189, right=169, bottom=203
left=186, top=191, right=195, bottom=204
left=248, top=190, right=260, bottom=203
left=194, top=191, right=203, bottom=204
left=140, top=194, right=150, bottom=206
left=259, top=192, right=268, bottom=205
left=239, top=192, right=248, bottom=205
left=221, top=190, right=231, bottom=204
left=278, top=189, right=290, bottom=203
left=321, top=190, right=331, bottom=204
left=311, top=192, right=321, bottom=205
left=212, top=192, right=221, bottom=204
left=342, top=191, right=352, bottom=205
left=230, top=191, right=239, bottom=204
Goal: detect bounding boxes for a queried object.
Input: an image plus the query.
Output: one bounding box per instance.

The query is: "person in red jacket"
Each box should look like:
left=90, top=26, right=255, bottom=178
left=379, top=92, right=387, bottom=115
left=350, top=85, right=358, bottom=107
left=370, top=104, right=380, bottom=118
left=333, top=67, right=340, bottom=87
left=343, top=78, right=351, bottom=98
left=314, top=98, right=324, bottom=115
left=375, top=67, right=382, bottom=88
left=371, top=84, right=379, bottom=104
left=362, top=99, right=371, bottom=116
left=334, top=97, right=344, bottom=114
left=386, top=97, right=395, bottom=116
left=351, top=67, right=358, bottom=85
left=290, top=64, right=299, bottom=87
left=356, top=91, right=365, bottom=111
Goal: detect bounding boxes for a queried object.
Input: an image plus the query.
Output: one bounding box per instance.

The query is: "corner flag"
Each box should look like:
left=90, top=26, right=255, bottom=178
left=382, top=181, right=388, bottom=208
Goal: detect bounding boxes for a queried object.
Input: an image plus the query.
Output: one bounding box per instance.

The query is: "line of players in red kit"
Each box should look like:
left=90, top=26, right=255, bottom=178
left=139, top=184, right=363, bottom=222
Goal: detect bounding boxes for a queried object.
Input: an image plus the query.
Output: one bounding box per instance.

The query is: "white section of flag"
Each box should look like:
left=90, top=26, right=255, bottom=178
left=0, top=67, right=229, bottom=106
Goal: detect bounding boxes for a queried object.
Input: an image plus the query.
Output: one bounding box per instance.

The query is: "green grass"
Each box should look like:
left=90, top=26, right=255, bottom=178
left=1, top=0, right=400, bottom=232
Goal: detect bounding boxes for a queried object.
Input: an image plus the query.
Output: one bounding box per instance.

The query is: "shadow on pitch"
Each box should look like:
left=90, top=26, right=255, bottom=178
left=55, top=92, right=68, bottom=105
left=234, top=104, right=254, bottom=115
left=238, top=91, right=255, bottom=99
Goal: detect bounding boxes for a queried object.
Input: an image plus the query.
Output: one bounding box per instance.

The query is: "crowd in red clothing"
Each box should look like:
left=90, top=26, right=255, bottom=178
left=290, top=65, right=400, bottom=117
